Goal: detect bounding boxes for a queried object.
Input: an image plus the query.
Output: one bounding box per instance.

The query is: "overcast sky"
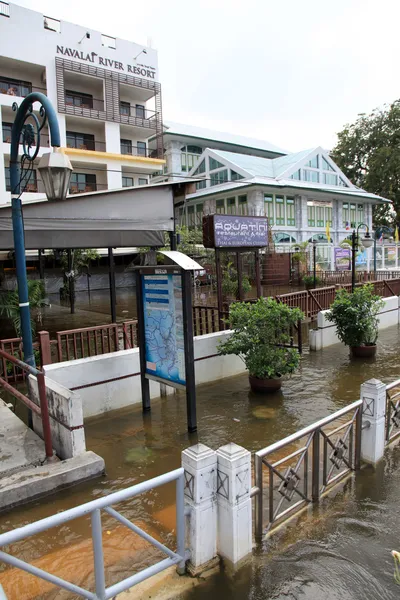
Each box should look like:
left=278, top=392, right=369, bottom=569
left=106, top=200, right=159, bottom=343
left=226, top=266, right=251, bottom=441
left=11, top=0, right=400, bottom=153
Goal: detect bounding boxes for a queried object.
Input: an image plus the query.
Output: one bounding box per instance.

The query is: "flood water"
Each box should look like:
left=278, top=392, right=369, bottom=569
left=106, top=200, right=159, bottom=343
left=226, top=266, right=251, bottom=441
left=1, top=325, right=400, bottom=598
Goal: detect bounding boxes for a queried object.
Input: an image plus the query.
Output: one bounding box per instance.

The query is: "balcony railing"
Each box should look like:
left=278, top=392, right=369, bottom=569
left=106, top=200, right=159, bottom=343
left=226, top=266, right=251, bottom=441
left=0, top=79, right=46, bottom=98
left=119, top=106, right=158, bottom=129
left=66, top=139, right=107, bottom=152
left=64, top=96, right=105, bottom=113
left=69, top=182, right=108, bottom=195
left=5, top=176, right=46, bottom=194
left=3, top=129, right=50, bottom=148
left=120, top=143, right=150, bottom=158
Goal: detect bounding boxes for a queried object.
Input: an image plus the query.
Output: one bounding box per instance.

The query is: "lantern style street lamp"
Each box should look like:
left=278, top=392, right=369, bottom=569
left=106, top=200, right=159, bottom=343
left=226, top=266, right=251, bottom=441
left=351, top=224, right=373, bottom=292
left=10, top=92, right=72, bottom=366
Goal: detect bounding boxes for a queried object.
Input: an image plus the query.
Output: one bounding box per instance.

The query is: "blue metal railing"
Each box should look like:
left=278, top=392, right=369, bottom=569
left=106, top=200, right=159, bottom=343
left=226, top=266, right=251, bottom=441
left=0, top=468, right=186, bottom=599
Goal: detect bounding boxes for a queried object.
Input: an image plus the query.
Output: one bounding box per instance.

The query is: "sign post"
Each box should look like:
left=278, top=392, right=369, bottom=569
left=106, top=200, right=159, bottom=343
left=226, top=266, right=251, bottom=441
left=135, top=253, right=202, bottom=433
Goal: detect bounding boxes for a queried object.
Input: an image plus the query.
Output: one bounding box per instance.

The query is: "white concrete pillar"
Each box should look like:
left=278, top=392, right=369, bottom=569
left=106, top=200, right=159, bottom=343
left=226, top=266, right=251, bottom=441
left=216, top=443, right=252, bottom=565
left=105, top=122, right=121, bottom=154
left=56, top=114, right=67, bottom=148
left=165, top=140, right=182, bottom=181
left=360, top=378, right=386, bottom=465
left=247, top=189, right=264, bottom=216
left=182, top=444, right=218, bottom=574
left=203, top=197, right=216, bottom=215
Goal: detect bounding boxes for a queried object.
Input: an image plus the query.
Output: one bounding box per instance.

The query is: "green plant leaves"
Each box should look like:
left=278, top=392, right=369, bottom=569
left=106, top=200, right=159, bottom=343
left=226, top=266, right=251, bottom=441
left=217, top=298, right=304, bottom=379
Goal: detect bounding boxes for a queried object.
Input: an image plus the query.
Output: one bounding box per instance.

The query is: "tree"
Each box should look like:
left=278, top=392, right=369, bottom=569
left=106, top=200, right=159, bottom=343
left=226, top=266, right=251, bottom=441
left=331, top=99, right=400, bottom=227
left=0, top=279, right=46, bottom=337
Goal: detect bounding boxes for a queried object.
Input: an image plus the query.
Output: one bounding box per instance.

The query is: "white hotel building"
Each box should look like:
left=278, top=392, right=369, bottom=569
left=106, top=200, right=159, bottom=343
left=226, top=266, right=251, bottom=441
left=0, top=2, right=165, bottom=204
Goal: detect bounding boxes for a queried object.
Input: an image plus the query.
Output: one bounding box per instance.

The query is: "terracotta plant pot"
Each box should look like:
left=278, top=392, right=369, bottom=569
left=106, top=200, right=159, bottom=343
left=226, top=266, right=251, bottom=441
left=351, top=345, right=377, bottom=358
left=249, top=375, right=282, bottom=393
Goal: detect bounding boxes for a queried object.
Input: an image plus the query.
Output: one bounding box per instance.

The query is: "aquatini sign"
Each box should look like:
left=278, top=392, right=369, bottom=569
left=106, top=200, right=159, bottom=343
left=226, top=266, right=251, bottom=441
left=56, top=46, right=156, bottom=79
left=203, top=214, right=269, bottom=248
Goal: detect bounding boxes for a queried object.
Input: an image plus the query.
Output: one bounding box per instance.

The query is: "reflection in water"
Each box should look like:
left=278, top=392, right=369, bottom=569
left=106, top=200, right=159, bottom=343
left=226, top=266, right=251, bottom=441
left=0, top=326, right=399, bottom=598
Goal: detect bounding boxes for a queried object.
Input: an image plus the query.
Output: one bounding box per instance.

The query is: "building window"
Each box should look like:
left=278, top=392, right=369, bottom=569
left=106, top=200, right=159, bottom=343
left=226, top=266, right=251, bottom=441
left=193, top=160, right=205, bottom=175
left=0, top=76, right=31, bottom=97
left=264, top=194, right=274, bottom=225
left=231, top=170, right=244, bottom=181
left=181, top=146, right=202, bottom=173
left=322, top=157, right=334, bottom=171
left=120, top=101, right=130, bottom=116
left=196, top=180, right=207, bottom=190
left=306, top=155, right=319, bottom=168
left=303, top=169, right=319, bottom=183
left=66, top=131, right=95, bottom=150
left=216, top=199, right=225, bottom=214
left=135, top=104, right=145, bottom=119
left=209, top=157, right=224, bottom=171
left=122, top=176, right=134, bottom=187
left=307, top=205, right=315, bottom=227
left=101, top=34, right=116, bottom=49
left=238, top=195, right=247, bottom=215
left=138, top=178, right=148, bottom=185
left=70, top=173, right=96, bottom=194
left=357, top=204, right=364, bottom=225
left=120, top=139, right=132, bottom=155
left=195, top=203, right=204, bottom=226
left=2, top=122, right=12, bottom=143
left=275, top=196, right=285, bottom=225
left=137, top=141, right=147, bottom=156
left=0, top=2, right=10, bottom=17
left=323, top=173, right=337, bottom=186
left=342, top=202, right=349, bottom=228
left=290, top=169, right=301, bottom=180
left=227, top=197, right=236, bottom=214
left=44, top=16, right=60, bottom=32
left=210, top=169, right=228, bottom=186
left=316, top=205, right=324, bottom=227
left=350, top=203, right=356, bottom=227
left=65, top=90, right=93, bottom=109
left=5, top=166, right=37, bottom=192
left=286, top=197, right=295, bottom=226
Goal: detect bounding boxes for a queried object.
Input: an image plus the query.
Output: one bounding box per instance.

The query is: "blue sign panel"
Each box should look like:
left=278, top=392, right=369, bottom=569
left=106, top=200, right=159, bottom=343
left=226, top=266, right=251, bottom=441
left=142, top=273, right=186, bottom=387
left=213, top=215, right=268, bottom=247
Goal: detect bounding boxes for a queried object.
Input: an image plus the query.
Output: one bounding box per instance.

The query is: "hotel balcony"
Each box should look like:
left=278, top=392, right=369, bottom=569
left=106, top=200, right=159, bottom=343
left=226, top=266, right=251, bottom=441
left=68, top=162, right=108, bottom=195
left=0, top=57, right=47, bottom=108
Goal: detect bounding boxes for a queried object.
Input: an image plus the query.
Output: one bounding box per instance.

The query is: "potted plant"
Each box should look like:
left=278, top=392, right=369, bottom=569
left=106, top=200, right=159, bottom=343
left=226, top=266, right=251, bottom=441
left=221, top=261, right=251, bottom=303
left=218, top=298, right=304, bottom=393
left=326, top=284, right=384, bottom=357
left=302, top=274, right=322, bottom=290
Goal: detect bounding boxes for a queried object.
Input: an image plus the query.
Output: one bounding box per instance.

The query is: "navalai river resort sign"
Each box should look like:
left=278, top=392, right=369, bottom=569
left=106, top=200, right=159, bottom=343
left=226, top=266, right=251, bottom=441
left=56, top=46, right=156, bottom=79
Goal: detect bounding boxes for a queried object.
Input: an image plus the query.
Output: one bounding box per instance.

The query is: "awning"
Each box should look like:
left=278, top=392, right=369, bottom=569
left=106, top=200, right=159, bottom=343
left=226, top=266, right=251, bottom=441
left=0, top=181, right=190, bottom=250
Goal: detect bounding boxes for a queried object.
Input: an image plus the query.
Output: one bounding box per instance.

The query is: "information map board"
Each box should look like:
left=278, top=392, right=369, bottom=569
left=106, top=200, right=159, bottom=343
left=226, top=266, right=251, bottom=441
left=142, top=272, right=186, bottom=388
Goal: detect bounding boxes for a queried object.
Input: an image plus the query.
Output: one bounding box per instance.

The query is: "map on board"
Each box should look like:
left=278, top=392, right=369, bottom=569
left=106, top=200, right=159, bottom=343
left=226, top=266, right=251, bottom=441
left=142, top=273, right=186, bottom=387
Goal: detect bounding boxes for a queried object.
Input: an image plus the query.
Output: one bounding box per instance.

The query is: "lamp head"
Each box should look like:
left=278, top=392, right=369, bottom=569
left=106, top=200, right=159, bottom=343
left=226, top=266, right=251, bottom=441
left=38, top=151, right=73, bottom=200
left=361, top=231, right=373, bottom=248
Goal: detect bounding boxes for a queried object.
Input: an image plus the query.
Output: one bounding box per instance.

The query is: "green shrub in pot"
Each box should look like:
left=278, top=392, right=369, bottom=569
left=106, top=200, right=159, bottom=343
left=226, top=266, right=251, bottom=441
left=326, top=284, right=384, bottom=354
left=218, top=298, right=304, bottom=392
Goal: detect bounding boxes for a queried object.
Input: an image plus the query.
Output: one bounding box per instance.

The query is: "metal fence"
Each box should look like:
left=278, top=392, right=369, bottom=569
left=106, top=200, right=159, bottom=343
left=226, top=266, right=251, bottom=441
left=253, top=400, right=362, bottom=539
left=0, top=468, right=186, bottom=600
left=0, top=348, right=53, bottom=459
left=386, top=378, right=400, bottom=445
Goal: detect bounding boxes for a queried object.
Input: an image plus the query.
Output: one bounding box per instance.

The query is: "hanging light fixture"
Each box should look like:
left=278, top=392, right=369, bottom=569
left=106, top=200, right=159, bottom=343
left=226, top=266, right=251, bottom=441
left=361, top=231, right=373, bottom=248
left=38, top=151, right=73, bottom=200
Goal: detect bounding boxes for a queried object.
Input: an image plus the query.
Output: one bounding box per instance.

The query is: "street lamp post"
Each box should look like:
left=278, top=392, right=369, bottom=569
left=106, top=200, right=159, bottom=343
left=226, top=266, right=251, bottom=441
left=351, top=223, right=373, bottom=293
left=373, top=226, right=392, bottom=275
left=312, top=239, right=317, bottom=288
left=10, top=92, right=72, bottom=366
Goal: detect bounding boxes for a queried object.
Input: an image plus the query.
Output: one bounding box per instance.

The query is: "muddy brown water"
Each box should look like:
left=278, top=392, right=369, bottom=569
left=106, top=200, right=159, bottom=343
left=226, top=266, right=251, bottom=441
left=1, top=326, right=400, bottom=598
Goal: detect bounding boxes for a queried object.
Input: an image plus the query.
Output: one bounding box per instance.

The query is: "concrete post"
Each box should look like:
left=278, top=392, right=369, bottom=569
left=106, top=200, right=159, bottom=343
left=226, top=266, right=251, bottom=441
left=360, top=378, right=387, bottom=465
left=38, top=330, right=52, bottom=366
left=165, top=140, right=182, bottom=181
left=182, top=444, right=218, bottom=574
left=216, top=443, right=252, bottom=565
left=247, top=189, right=264, bottom=216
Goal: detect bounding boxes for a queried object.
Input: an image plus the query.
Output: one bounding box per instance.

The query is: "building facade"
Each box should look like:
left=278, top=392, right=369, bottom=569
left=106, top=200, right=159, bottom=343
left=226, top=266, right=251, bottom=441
left=176, top=146, right=389, bottom=255
left=0, top=2, right=165, bottom=205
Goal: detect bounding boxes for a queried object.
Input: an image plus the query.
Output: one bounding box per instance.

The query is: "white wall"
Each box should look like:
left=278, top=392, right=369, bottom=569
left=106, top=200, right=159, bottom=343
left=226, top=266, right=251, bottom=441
left=310, top=295, right=399, bottom=351
left=44, top=331, right=246, bottom=419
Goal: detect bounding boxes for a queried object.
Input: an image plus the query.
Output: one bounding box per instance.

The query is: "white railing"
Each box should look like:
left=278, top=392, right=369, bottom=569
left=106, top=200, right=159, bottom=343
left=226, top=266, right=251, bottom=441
left=0, top=468, right=186, bottom=599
